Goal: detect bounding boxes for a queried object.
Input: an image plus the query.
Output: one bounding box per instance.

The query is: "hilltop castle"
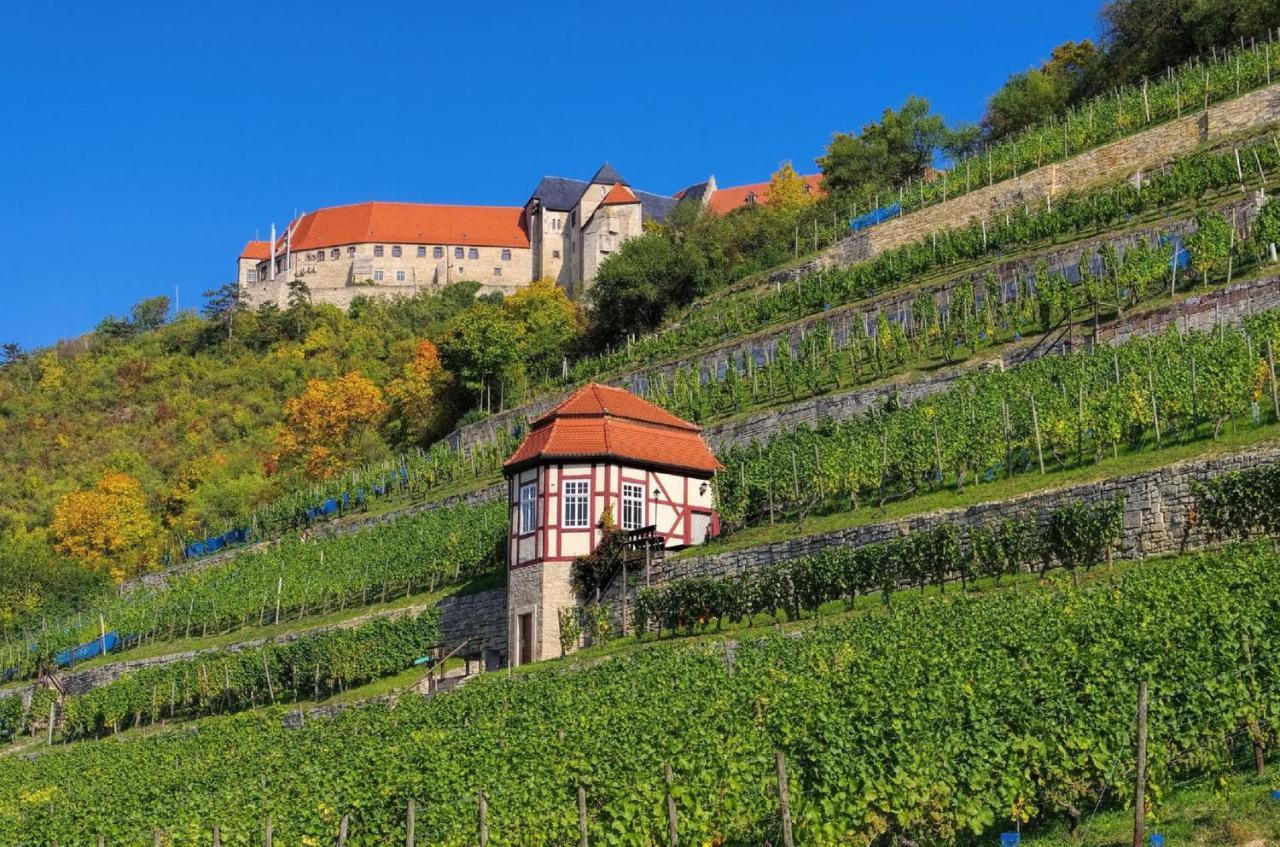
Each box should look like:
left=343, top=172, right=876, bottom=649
left=236, top=165, right=823, bottom=308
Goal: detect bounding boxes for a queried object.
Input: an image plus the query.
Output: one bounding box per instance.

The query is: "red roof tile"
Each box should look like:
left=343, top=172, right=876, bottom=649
left=278, top=201, right=530, bottom=252
left=707, top=173, right=825, bottom=215
left=505, top=383, right=721, bottom=474
left=600, top=183, right=639, bottom=206
left=240, top=240, right=271, bottom=260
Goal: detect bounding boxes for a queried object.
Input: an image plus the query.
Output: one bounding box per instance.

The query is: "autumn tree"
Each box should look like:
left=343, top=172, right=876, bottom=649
left=51, top=472, right=163, bottom=584
left=766, top=161, right=814, bottom=213
left=386, top=340, right=453, bottom=446
left=274, top=372, right=389, bottom=479
left=503, top=279, right=585, bottom=378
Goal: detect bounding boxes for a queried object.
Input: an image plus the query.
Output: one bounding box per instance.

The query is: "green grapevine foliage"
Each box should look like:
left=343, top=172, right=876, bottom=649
left=0, top=545, right=1275, bottom=846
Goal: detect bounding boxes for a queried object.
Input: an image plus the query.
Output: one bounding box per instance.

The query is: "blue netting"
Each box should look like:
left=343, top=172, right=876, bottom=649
left=849, top=203, right=900, bottom=233
left=53, top=631, right=119, bottom=668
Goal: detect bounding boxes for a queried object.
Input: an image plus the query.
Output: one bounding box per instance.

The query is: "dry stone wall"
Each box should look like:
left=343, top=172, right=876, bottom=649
left=834, top=85, right=1280, bottom=264
left=446, top=190, right=1265, bottom=457
left=643, top=443, right=1280, bottom=590
left=690, top=274, right=1280, bottom=452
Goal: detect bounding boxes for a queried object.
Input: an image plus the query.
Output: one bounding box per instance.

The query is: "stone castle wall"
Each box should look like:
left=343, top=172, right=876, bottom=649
left=240, top=240, right=532, bottom=310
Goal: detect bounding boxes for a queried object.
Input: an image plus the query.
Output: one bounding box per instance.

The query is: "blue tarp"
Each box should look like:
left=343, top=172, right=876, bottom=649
left=53, top=631, right=119, bottom=668
left=184, top=527, right=249, bottom=560
left=1160, top=234, right=1191, bottom=270
left=849, top=203, right=901, bottom=233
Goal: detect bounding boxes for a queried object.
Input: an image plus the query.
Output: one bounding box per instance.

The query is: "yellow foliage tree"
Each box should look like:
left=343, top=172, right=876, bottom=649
left=273, top=372, right=388, bottom=479
left=387, top=340, right=453, bottom=446
left=51, top=473, right=163, bottom=583
left=767, top=161, right=814, bottom=212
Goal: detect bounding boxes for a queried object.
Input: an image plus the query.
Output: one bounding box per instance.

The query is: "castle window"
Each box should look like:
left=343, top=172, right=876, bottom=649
left=392, top=245, right=402, bottom=258
left=745, top=192, right=757, bottom=204
left=519, top=482, right=537, bottom=534
left=396, top=270, right=406, bottom=282
left=317, top=250, right=326, bottom=262
left=347, top=246, right=356, bottom=257
left=331, top=248, right=340, bottom=260
left=552, top=250, right=561, bottom=259
left=563, top=480, right=589, bottom=528
left=373, top=269, right=384, bottom=281
left=246, top=269, right=258, bottom=283
left=493, top=267, right=502, bottom=277
left=374, top=245, right=384, bottom=257
left=434, top=246, right=444, bottom=258
left=455, top=247, right=464, bottom=259
left=468, top=247, right=479, bottom=260
left=622, top=483, right=645, bottom=531
left=501, top=248, right=512, bottom=261
left=417, top=246, right=427, bottom=258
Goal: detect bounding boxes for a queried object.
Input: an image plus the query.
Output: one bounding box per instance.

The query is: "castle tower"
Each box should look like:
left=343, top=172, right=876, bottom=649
left=502, top=383, right=722, bottom=665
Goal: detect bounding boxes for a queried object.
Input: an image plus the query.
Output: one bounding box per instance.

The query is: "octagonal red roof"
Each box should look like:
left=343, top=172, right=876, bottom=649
left=504, top=384, right=722, bottom=475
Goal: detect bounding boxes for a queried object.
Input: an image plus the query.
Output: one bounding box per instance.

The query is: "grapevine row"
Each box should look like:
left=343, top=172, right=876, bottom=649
left=566, top=133, right=1280, bottom=385
left=712, top=311, right=1280, bottom=528
left=0, top=543, right=1275, bottom=845
left=3, top=500, right=505, bottom=677
left=632, top=497, right=1123, bottom=635
left=59, top=609, right=441, bottom=738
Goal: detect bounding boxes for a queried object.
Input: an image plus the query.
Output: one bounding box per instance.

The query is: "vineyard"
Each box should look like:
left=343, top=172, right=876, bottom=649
left=1, top=500, right=505, bottom=680
left=567, top=133, right=1280, bottom=387
left=176, top=130, right=1280, bottom=558
left=57, top=610, right=441, bottom=739
left=0, top=542, right=1275, bottom=845
left=711, top=310, right=1280, bottom=529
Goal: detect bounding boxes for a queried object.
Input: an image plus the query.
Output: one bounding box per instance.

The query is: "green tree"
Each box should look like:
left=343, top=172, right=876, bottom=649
left=984, top=41, right=1098, bottom=140
left=818, top=96, right=948, bottom=196
left=439, top=302, right=524, bottom=411
left=201, top=283, right=247, bottom=341
left=585, top=231, right=708, bottom=346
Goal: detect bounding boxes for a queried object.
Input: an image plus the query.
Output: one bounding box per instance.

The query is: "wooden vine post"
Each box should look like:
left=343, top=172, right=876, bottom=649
left=405, top=798, right=415, bottom=847
left=338, top=814, right=350, bottom=847
left=1029, top=395, right=1046, bottom=475
left=478, top=791, right=489, bottom=846
left=211, top=825, right=221, bottom=847
left=775, top=749, right=795, bottom=847
left=1133, top=681, right=1149, bottom=847
left=263, top=816, right=272, bottom=847
left=1268, top=340, right=1279, bottom=422
left=664, top=763, right=679, bottom=847
left=577, top=783, right=589, bottom=847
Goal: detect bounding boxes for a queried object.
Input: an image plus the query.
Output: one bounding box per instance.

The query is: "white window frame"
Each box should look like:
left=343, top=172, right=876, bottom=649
left=246, top=269, right=257, bottom=283
left=395, top=269, right=406, bottom=282
left=562, top=480, right=589, bottom=529
left=373, top=269, right=384, bottom=281
left=621, top=483, right=645, bottom=531
left=519, top=482, right=537, bottom=534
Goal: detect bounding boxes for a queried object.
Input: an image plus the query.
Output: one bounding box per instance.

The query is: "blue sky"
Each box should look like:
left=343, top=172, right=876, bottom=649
left=0, top=0, right=1101, bottom=349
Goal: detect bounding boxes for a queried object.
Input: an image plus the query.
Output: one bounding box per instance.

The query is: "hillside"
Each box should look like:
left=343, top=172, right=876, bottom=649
left=6, top=9, right=1280, bottom=845
left=1, top=543, right=1277, bottom=843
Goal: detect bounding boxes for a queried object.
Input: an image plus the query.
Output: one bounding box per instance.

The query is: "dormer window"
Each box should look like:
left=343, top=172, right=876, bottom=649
left=745, top=192, right=758, bottom=205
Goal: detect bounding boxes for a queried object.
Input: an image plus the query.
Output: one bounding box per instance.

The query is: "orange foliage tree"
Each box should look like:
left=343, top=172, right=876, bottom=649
left=51, top=472, right=163, bottom=584
left=387, top=340, right=453, bottom=446
left=273, top=372, right=388, bottom=479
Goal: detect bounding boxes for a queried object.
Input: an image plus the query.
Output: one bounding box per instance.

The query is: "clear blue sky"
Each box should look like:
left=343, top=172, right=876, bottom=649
left=0, top=0, right=1101, bottom=349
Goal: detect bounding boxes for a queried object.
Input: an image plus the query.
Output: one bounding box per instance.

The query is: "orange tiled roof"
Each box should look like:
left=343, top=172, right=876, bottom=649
left=505, top=384, right=722, bottom=474
left=600, top=183, right=639, bottom=206
left=240, top=240, right=271, bottom=260
left=278, top=201, right=529, bottom=252
left=707, top=173, right=825, bottom=215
